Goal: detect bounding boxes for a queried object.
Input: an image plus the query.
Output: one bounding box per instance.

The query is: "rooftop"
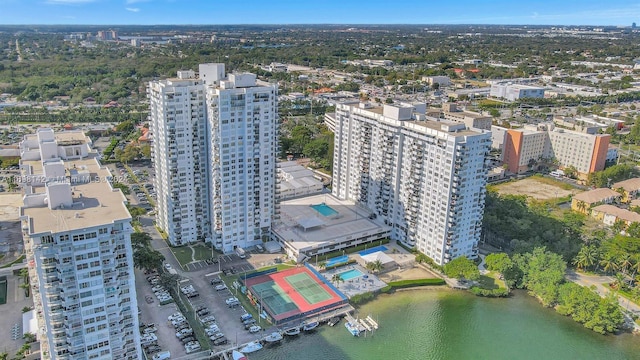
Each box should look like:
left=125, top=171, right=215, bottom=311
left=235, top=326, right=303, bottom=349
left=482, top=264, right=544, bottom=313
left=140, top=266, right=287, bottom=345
left=572, top=188, right=621, bottom=204
left=20, top=135, right=130, bottom=235
left=611, top=178, right=640, bottom=192
left=591, top=204, right=640, bottom=223
left=273, top=194, right=390, bottom=253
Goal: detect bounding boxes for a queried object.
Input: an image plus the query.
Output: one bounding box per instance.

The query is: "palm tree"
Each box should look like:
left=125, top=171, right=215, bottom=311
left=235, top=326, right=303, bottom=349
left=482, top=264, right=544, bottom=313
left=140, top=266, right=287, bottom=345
left=612, top=272, right=627, bottom=291
left=618, top=253, right=633, bottom=275
left=630, top=254, right=640, bottom=282
left=366, top=260, right=384, bottom=274
left=600, top=254, right=619, bottom=275
left=318, top=261, right=327, bottom=271
left=331, top=274, right=344, bottom=287
left=576, top=200, right=587, bottom=214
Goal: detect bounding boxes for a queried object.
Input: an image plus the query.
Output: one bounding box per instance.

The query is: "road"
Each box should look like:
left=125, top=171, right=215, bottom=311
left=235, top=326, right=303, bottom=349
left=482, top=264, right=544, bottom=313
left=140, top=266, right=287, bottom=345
left=565, top=270, right=640, bottom=331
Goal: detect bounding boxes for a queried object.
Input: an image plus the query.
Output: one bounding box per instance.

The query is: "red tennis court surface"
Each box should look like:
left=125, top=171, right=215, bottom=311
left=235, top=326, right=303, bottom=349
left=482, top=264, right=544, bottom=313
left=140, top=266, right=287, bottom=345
left=244, top=266, right=346, bottom=323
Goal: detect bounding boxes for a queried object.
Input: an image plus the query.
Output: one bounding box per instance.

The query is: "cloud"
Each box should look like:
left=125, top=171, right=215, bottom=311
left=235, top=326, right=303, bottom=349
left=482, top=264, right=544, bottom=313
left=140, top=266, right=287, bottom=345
left=126, top=7, right=140, bottom=12
left=45, top=0, right=97, bottom=4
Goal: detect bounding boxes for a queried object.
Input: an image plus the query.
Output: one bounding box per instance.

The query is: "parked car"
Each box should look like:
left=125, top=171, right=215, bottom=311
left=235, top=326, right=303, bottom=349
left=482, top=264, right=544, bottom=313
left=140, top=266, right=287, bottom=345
left=210, top=278, right=223, bottom=285
left=145, top=345, right=162, bottom=354
left=249, top=325, right=262, bottom=333
left=213, top=337, right=228, bottom=346
left=209, top=332, right=225, bottom=341
left=180, top=336, right=196, bottom=344
left=185, top=342, right=201, bottom=354
left=225, top=297, right=239, bottom=305
left=215, top=284, right=227, bottom=291
left=196, top=308, right=210, bottom=317
left=168, top=312, right=184, bottom=321
left=243, top=318, right=256, bottom=326
left=176, top=328, right=193, bottom=339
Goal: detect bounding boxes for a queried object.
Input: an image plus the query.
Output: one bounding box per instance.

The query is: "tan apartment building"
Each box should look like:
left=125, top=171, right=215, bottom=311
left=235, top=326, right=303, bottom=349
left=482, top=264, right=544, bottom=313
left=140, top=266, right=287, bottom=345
left=571, top=188, right=621, bottom=214
left=590, top=204, right=640, bottom=227
left=503, top=124, right=610, bottom=176
left=611, top=178, right=640, bottom=203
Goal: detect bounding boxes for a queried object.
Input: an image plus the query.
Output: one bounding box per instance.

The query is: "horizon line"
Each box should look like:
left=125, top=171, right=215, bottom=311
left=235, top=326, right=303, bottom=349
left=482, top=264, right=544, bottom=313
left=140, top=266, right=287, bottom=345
left=0, top=23, right=634, bottom=27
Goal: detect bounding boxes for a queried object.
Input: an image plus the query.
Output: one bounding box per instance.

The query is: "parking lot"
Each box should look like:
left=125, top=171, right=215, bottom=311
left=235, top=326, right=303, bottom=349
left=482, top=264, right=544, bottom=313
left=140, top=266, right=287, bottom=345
left=135, top=269, right=189, bottom=359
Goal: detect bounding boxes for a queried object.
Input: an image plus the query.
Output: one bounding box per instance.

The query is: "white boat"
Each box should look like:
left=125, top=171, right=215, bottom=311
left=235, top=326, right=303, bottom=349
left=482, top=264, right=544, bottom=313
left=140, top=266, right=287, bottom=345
left=345, top=321, right=362, bottom=336
left=303, top=321, right=319, bottom=331
left=264, top=331, right=283, bottom=343
left=283, top=327, right=300, bottom=336
left=232, top=350, right=247, bottom=360
left=239, top=341, right=263, bottom=354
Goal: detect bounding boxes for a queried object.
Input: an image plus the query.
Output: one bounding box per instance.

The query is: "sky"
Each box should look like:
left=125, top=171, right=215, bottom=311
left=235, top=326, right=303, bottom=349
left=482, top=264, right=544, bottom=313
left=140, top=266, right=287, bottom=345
left=0, top=0, right=639, bottom=26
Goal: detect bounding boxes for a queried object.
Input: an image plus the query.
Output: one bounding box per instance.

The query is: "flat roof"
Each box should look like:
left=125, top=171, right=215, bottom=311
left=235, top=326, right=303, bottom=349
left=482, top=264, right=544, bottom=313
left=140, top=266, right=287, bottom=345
left=273, top=194, right=389, bottom=252
left=21, top=154, right=130, bottom=235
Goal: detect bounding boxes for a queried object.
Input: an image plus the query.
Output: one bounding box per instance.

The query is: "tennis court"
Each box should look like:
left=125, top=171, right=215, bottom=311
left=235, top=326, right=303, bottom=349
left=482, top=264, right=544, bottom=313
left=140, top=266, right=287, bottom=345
left=285, top=272, right=333, bottom=304
left=251, top=280, right=298, bottom=317
left=244, top=266, right=348, bottom=324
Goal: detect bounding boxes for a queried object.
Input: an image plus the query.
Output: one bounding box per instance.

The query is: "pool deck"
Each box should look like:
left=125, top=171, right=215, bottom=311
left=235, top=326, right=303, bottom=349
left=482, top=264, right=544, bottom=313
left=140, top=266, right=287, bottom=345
left=273, top=194, right=391, bottom=257
left=321, top=264, right=387, bottom=298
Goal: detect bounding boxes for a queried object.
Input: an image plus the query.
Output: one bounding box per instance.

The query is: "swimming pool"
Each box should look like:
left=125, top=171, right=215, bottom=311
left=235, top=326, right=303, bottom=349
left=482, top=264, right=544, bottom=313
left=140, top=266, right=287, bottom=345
left=339, top=269, right=364, bottom=281
left=310, top=203, right=339, bottom=217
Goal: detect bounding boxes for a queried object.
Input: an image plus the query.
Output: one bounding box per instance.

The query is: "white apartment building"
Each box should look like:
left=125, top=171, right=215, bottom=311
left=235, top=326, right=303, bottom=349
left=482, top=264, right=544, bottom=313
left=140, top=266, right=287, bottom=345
left=206, top=72, right=278, bottom=253
left=332, top=103, right=491, bottom=265
left=19, top=129, right=140, bottom=360
left=490, top=83, right=545, bottom=101
left=148, top=70, right=210, bottom=246
left=149, top=64, right=277, bottom=253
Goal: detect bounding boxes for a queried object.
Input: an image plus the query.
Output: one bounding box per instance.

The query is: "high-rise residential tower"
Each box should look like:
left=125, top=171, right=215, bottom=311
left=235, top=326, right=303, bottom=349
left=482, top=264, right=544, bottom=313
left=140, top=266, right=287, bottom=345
left=149, top=64, right=277, bottom=252
left=206, top=72, right=278, bottom=253
left=19, top=129, right=140, bottom=360
left=148, top=70, right=210, bottom=246
left=332, top=103, right=490, bottom=265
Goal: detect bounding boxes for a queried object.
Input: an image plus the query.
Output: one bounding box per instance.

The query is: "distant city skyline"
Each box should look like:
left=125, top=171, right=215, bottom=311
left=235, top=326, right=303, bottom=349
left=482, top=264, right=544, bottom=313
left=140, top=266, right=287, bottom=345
left=0, top=0, right=639, bottom=26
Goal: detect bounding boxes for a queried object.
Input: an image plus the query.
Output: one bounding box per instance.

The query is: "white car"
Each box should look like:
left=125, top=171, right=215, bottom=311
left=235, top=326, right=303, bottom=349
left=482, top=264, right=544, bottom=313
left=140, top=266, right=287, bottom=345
left=200, top=315, right=215, bottom=324
left=225, top=297, right=239, bottom=305
left=164, top=263, right=172, bottom=271
left=205, top=325, right=220, bottom=336
left=248, top=325, right=261, bottom=333
left=215, top=284, right=227, bottom=291
left=176, top=328, right=193, bottom=338
left=184, top=342, right=201, bottom=354
left=168, top=312, right=184, bottom=321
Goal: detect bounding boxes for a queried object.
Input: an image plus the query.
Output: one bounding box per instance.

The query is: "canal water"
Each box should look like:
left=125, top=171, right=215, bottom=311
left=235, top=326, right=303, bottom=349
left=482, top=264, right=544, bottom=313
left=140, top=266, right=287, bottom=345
left=251, top=289, right=640, bottom=360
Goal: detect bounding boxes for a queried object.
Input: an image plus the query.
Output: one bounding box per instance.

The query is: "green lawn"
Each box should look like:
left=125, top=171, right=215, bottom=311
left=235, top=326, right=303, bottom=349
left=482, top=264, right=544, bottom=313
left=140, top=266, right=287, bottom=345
left=477, top=272, right=507, bottom=290
left=192, top=244, right=216, bottom=261
left=171, top=247, right=193, bottom=266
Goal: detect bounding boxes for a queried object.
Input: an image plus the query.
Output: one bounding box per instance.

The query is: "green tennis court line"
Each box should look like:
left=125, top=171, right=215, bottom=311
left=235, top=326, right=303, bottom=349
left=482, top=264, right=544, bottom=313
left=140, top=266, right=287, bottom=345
left=284, top=272, right=333, bottom=304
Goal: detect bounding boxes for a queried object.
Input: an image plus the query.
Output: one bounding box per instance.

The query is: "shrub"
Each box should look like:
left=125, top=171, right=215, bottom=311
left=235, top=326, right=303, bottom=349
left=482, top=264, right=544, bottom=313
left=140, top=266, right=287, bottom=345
left=387, top=278, right=445, bottom=289
left=325, top=259, right=357, bottom=271
left=470, top=286, right=510, bottom=297
left=350, top=291, right=375, bottom=305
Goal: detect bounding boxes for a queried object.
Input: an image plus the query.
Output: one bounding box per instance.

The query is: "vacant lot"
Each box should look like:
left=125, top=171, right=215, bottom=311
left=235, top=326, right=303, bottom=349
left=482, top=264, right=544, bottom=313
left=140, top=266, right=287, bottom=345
left=494, top=177, right=578, bottom=200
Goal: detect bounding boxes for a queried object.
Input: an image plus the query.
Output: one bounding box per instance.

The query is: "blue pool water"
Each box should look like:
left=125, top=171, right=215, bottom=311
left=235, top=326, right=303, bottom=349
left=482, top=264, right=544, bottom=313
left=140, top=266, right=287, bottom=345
left=326, top=255, right=349, bottom=267
left=310, top=203, right=338, bottom=217
left=359, top=245, right=388, bottom=257
left=339, top=269, right=364, bottom=281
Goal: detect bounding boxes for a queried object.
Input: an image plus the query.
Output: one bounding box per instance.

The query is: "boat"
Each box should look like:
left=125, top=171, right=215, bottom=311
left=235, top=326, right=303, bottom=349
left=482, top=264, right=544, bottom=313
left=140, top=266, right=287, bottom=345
left=345, top=321, right=362, bottom=336
left=239, top=341, right=263, bottom=354
left=264, top=331, right=283, bottom=343
left=283, top=327, right=300, bottom=336
left=232, top=350, right=247, bottom=360
left=302, top=321, right=319, bottom=331
left=327, top=317, right=341, bottom=326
